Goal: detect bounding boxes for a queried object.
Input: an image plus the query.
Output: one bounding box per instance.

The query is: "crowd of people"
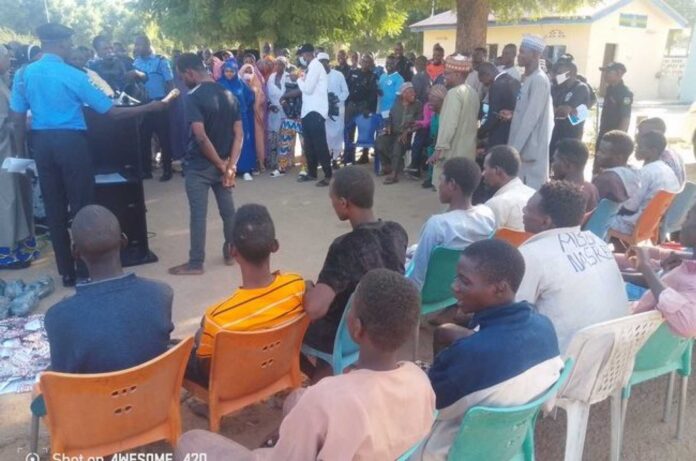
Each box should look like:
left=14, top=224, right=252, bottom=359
left=1, top=20, right=695, bottom=461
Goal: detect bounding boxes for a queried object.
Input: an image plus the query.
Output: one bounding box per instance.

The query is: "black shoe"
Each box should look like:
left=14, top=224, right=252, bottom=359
left=422, top=180, right=433, bottom=189
left=316, top=178, right=331, bottom=187
left=297, top=175, right=316, bottom=183
left=223, top=242, right=234, bottom=266
left=62, top=275, right=76, bottom=288
left=356, top=155, right=369, bottom=165
left=159, top=171, right=173, bottom=182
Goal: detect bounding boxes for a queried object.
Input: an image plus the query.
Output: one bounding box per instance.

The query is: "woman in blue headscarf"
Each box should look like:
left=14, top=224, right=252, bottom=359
left=218, top=58, right=257, bottom=180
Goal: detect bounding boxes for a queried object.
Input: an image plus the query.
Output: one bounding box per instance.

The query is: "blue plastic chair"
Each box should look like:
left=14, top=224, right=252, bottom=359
left=407, top=246, right=463, bottom=360
left=582, top=198, right=621, bottom=241
left=616, top=323, right=693, bottom=455
left=301, top=295, right=359, bottom=375
left=659, top=182, right=696, bottom=242
left=446, top=359, right=573, bottom=461
left=354, top=113, right=382, bottom=174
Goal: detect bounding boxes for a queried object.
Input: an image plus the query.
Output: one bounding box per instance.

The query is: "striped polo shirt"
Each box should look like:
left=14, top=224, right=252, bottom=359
left=197, top=272, right=305, bottom=358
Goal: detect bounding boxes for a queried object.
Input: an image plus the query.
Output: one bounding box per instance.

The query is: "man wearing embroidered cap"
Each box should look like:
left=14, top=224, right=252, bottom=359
left=9, top=22, right=176, bottom=287
left=428, top=54, right=479, bottom=189
left=507, top=34, right=554, bottom=190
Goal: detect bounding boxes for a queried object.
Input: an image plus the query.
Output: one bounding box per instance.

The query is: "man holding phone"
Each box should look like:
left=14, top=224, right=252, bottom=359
left=168, top=53, right=242, bottom=276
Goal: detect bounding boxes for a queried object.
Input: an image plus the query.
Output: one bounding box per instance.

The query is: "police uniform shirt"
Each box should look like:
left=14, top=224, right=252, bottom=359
left=9, top=53, right=113, bottom=130
left=133, top=54, right=174, bottom=100
left=551, top=79, right=591, bottom=139
left=600, top=82, right=633, bottom=133
left=346, top=68, right=378, bottom=113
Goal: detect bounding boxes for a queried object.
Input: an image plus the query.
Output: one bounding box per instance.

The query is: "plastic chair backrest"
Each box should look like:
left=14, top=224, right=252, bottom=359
left=447, top=358, right=574, bottom=461
left=583, top=199, right=621, bottom=240
left=354, top=113, right=380, bottom=148
left=493, top=228, right=534, bottom=247
left=39, top=337, right=194, bottom=458
left=632, top=190, right=677, bottom=243
left=420, top=247, right=462, bottom=314
left=210, top=314, right=310, bottom=403
left=660, top=182, right=696, bottom=241
left=560, top=311, right=663, bottom=405
left=331, top=295, right=360, bottom=369
left=632, top=323, right=693, bottom=377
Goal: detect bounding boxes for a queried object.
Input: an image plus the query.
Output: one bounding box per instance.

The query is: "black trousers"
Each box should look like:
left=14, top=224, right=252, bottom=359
left=302, top=112, right=332, bottom=179
left=32, top=130, right=95, bottom=277
left=139, top=108, right=172, bottom=177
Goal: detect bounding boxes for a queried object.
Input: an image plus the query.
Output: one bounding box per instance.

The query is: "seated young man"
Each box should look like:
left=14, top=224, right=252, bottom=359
left=175, top=269, right=436, bottom=461
left=44, top=205, right=174, bottom=373
left=638, top=117, right=686, bottom=187
left=408, top=157, right=495, bottom=289
left=517, top=181, right=629, bottom=352
left=551, top=138, right=599, bottom=212
left=592, top=130, right=640, bottom=204
left=482, top=145, right=535, bottom=231
left=187, top=204, right=305, bottom=385
left=414, top=239, right=563, bottom=461
left=302, top=166, right=408, bottom=375
left=625, top=204, right=696, bottom=337
left=609, top=131, right=680, bottom=236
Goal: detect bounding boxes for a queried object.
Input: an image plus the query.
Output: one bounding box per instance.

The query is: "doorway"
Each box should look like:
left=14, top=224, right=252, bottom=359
left=599, top=43, right=617, bottom=96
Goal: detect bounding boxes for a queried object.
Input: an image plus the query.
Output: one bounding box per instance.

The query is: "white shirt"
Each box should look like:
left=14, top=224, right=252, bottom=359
left=610, top=160, right=681, bottom=234
left=267, top=71, right=288, bottom=132
left=298, top=58, right=328, bottom=119
left=408, top=206, right=496, bottom=289
left=498, top=65, right=521, bottom=81
left=516, top=227, right=629, bottom=352
left=327, top=69, right=349, bottom=105
left=485, top=178, right=536, bottom=231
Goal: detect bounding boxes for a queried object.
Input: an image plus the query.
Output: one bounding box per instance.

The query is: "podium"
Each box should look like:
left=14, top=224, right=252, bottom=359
left=84, top=108, right=158, bottom=267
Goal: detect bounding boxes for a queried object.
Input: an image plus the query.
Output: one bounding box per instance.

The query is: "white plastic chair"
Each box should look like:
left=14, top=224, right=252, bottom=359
left=555, top=311, right=663, bottom=461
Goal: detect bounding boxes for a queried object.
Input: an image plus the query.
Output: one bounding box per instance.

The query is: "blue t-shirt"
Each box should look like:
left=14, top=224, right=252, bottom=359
left=428, top=301, right=560, bottom=409
left=10, top=53, right=113, bottom=130
left=44, top=273, right=174, bottom=374
left=378, top=71, right=404, bottom=114
left=133, top=54, right=174, bottom=100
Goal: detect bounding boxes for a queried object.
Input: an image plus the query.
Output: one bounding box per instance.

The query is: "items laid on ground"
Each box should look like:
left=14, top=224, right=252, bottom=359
left=0, top=275, right=54, bottom=319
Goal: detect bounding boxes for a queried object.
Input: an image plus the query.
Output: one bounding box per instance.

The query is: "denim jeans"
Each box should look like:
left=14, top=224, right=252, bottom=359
left=184, top=163, right=235, bottom=267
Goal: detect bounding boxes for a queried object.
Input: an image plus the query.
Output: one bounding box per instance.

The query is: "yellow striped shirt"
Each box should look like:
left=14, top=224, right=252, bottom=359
left=197, top=272, right=305, bottom=358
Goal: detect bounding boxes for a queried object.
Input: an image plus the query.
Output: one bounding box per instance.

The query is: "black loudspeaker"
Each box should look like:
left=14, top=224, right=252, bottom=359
left=94, top=177, right=158, bottom=267
left=84, top=107, right=157, bottom=267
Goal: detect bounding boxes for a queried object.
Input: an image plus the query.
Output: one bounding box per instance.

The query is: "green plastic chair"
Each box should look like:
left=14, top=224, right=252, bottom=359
left=616, top=323, right=693, bottom=456
left=582, top=198, right=621, bottom=241
left=301, top=295, right=359, bottom=375
left=408, top=246, right=463, bottom=359
left=396, top=410, right=440, bottom=461
left=447, top=359, right=573, bottom=461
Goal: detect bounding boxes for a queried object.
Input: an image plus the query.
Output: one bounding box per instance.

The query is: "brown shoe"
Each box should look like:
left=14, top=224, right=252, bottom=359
left=168, top=263, right=204, bottom=275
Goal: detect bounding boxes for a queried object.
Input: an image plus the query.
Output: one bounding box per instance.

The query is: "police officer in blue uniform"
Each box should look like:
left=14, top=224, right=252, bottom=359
left=10, top=23, right=176, bottom=286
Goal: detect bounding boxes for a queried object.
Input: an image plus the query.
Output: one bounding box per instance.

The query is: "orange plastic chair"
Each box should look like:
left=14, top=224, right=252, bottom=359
left=184, top=314, right=310, bottom=432
left=608, top=190, right=677, bottom=246
left=493, top=228, right=534, bottom=247
left=33, top=337, right=193, bottom=458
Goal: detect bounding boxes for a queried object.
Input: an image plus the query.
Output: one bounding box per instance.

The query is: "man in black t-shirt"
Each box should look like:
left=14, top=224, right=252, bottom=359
left=168, top=53, right=243, bottom=276
left=550, top=60, right=591, bottom=157
left=302, top=166, right=408, bottom=380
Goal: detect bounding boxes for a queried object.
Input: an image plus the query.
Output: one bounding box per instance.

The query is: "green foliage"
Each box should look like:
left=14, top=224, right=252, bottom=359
left=140, top=0, right=448, bottom=50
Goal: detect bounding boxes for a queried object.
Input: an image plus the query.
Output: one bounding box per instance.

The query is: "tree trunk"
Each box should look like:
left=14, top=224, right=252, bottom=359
left=456, top=0, right=490, bottom=54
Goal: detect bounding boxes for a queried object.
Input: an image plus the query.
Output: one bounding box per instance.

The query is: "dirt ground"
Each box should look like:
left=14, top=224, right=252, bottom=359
left=1, top=158, right=696, bottom=460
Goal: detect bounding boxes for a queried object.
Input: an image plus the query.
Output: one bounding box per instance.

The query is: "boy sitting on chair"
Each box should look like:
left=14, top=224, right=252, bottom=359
left=408, top=157, right=495, bottom=289
left=176, top=269, right=436, bottom=461
left=608, top=131, right=680, bottom=237
left=186, top=204, right=305, bottom=386
left=413, top=239, right=563, bottom=461
left=592, top=130, right=640, bottom=204
left=302, top=166, right=408, bottom=381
